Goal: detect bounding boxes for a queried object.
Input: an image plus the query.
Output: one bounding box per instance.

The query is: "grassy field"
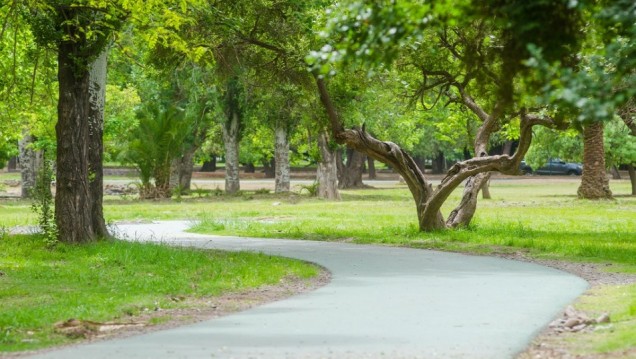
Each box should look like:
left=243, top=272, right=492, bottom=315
left=0, top=232, right=317, bottom=352
left=1, top=177, right=635, bottom=355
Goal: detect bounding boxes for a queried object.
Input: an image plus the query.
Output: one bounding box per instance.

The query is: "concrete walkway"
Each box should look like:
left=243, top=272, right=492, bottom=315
left=34, top=221, right=588, bottom=359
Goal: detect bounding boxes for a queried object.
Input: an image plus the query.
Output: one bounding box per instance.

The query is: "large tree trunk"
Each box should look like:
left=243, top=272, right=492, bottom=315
left=577, top=122, right=612, bottom=199
left=55, top=42, right=95, bottom=243
left=317, top=132, right=340, bottom=200
left=628, top=164, right=636, bottom=196
left=19, top=132, right=43, bottom=198
left=337, top=148, right=365, bottom=189
left=274, top=123, right=290, bottom=193
left=88, top=48, right=108, bottom=237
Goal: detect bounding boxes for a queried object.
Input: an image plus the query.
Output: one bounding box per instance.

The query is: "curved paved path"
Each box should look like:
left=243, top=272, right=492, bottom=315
left=35, top=221, right=588, bottom=359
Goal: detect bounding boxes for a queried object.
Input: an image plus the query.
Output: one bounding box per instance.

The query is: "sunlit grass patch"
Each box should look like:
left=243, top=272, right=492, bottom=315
left=0, top=234, right=317, bottom=352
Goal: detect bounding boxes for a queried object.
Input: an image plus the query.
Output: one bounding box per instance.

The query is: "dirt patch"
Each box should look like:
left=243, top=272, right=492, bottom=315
left=2, top=269, right=331, bottom=358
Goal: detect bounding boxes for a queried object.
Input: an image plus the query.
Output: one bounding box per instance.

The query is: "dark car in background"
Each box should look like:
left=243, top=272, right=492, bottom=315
left=520, top=159, right=583, bottom=176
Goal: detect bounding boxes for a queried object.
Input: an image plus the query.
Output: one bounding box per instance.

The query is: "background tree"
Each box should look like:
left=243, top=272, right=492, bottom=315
left=527, top=1, right=636, bottom=199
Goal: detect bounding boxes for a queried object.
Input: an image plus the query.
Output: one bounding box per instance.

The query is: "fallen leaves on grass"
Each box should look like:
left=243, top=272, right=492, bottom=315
left=54, top=319, right=145, bottom=338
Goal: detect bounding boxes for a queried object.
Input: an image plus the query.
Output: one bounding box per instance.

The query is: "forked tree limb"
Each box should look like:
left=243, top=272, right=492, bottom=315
left=315, top=76, right=444, bottom=227
left=315, top=75, right=556, bottom=231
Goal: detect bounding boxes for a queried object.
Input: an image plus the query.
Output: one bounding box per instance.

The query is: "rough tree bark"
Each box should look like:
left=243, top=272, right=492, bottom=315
left=337, top=148, right=365, bottom=189
left=316, top=77, right=553, bottom=231
left=222, top=78, right=242, bottom=194
left=88, top=49, right=108, bottom=237
left=19, top=132, right=43, bottom=198
left=274, top=123, right=290, bottom=193
left=317, top=132, right=340, bottom=200
left=55, top=41, right=95, bottom=243
left=577, top=122, right=613, bottom=199
left=445, top=93, right=504, bottom=228
left=169, top=146, right=196, bottom=193
left=223, top=117, right=240, bottom=194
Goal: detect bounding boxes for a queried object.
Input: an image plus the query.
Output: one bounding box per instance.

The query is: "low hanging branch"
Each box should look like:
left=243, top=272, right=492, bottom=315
left=315, top=75, right=557, bottom=231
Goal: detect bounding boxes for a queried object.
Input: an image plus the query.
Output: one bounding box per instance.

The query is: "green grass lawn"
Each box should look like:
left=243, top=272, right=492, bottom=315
left=1, top=177, right=635, bottom=355
left=0, top=234, right=317, bottom=352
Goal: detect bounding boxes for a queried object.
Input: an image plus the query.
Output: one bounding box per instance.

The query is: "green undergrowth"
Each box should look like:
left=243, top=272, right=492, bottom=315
left=0, top=234, right=317, bottom=352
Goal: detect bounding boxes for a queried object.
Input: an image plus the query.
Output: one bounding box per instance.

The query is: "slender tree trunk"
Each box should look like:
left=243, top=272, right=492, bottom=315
left=611, top=165, right=621, bottom=180
left=223, top=113, right=240, bottom=194
left=502, top=140, right=514, bottom=157
left=432, top=151, right=445, bottom=174
left=179, top=148, right=196, bottom=191
left=337, top=148, right=365, bottom=189
left=88, top=49, right=108, bottom=237
left=274, top=123, right=290, bottom=193
left=480, top=177, right=492, bottom=199
left=628, top=164, right=636, bottom=196
left=19, top=132, right=42, bottom=198
left=55, top=42, right=95, bottom=243
left=447, top=108, right=500, bottom=227
left=170, top=147, right=197, bottom=193
left=367, top=157, right=376, bottom=179
left=317, top=132, right=340, bottom=200
left=578, top=122, right=612, bottom=199
left=7, top=156, right=17, bottom=172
